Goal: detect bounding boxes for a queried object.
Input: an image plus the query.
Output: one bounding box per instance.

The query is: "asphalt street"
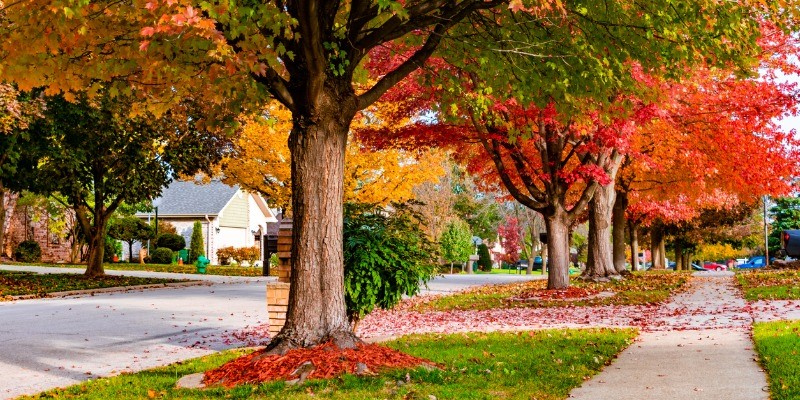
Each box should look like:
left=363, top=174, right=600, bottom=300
left=0, top=265, right=540, bottom=398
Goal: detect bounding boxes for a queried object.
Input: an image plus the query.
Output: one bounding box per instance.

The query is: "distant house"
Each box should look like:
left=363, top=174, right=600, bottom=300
left=132, top=180, right=277, bottom=265
left=2, top=192, right=76, bottom=263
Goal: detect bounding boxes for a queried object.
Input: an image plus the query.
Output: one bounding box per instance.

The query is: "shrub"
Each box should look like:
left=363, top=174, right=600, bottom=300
left=344, top=202, right=438, bottom=328
left=216, top=246, right=260, bottom=266
left=14, top=240, right=42, bottom=262
left=217, top=246, right=236, bottom=265
left=237, top=246, right=260, bottom=266
left=189, top=221, right=205, bottom=262
left=103, top=235, right=122, bottom=262
left=477, top=243, right=492, bottom=271
left=155, top=233, right=185, bottom=251
left=150, top=247, right=174, bottom=264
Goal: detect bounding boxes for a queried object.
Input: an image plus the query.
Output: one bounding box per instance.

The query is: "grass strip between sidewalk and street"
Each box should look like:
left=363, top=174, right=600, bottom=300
left=409, top=271, right=688, bottom=312
left=0, top=270, right=185, bottom=300
left=19, top=328, right=636, bottom=400
left=737, top=269, right=800, bottom=300
left=1, top=261, right=267, bottom=277
left=753, top=320, right=800, bottom=400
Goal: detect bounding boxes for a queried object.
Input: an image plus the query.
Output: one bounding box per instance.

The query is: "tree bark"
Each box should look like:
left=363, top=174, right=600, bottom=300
left=267, top=89, right=360, bottom=354
left=584, top=182, right=618, bottom=279
left=545, top=209, right=571, bottom=289
left=0, top=183, right=6, bottom=258
left=629, top=222, right=639, bottom=271
left=612, top=190, right=628, bottom=273
left=650, top=226, right=666, bottom=269
left=674, top=240, right=683, bottom=270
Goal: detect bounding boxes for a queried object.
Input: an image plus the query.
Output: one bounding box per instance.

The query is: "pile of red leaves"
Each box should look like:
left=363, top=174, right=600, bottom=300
left=204, top=341, right=434, bottom=387
left=514, top=286, right=603, bottom=301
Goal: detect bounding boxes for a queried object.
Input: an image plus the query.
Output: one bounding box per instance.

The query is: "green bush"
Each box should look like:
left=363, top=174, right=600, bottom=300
left=155, top=233, right=185, bottom=251
left=103, top=235, right=121, bottom=262
left=150, top=247, right=174, bottom=264
left=477, top=243, right=492, bottom=271
left=344, top=202, right=438, bottom=328
left=188, top=221, right=204, bottom=262
left=14, top=240, right=42, bottom=262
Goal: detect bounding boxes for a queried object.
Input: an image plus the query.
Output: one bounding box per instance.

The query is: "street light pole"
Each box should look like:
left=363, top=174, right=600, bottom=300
left=764, top=195, right=769, bottom=267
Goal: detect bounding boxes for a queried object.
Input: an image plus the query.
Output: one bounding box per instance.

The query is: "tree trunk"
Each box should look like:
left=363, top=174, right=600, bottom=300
left=128, top=241, right=134, bottom=263
left=544, top=210, right=571, bottom=289
left=629, top=222, right=639, bottom=271
left=650, top=226, right=666, bottom=269
left=84, top=223, right=107, bottom=277
left=584, top=183, right=618, bottom=279
left=612, top=190, right=628, bottom=273
left=0, top=184, right=6, bottom=258
left=526, top=225, right=535, bottom=275
left=267, top=93, right=359, bottom=354
left=675, top=240, right=683, bottom=270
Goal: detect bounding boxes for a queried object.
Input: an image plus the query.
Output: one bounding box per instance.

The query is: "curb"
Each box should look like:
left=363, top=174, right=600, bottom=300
left=9, top=280, right=211, bottom=301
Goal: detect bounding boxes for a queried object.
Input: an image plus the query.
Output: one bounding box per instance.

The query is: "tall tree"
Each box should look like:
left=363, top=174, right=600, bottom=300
left=1, top=0, right=791, bottom=349
left=10, top=93, right=224, bottom=276
left=439, top=219, right=473, bottom=274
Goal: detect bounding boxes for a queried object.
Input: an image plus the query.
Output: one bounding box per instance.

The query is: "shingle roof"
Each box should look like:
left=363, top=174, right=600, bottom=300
left=143, top=180, right=240, bottom=216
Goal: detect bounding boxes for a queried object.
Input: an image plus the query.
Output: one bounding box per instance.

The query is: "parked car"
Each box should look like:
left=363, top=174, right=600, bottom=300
left=662, top=262, right=707, bottom=271
left=514, top=256, right=544, bottom=270
left=737, top=256, right=767, bottom=269
left=703, top=262, right=727, bottom=271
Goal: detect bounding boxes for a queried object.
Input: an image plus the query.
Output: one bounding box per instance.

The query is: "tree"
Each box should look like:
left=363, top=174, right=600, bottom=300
left=439, top=219, right=473, bottom=274
left=0, top=0, right=788, bottom=351
left=768, top=197, right=800, bottom=255
left=497, top=217, right=522, bottom=265
left=222, top=102, right=445, bottom=209
left=189, top=221, right=205, bottom=262
left=9, top=93, right=224, bottom=277
left=0, top=85, right=44, bottom=257
left=107, top=216, right=154, bottom=262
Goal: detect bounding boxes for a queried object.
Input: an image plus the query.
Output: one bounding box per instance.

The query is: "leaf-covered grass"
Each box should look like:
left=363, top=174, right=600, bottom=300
left=19, top=328, right=636, bottom=400
left=411, top=271, right=688, bottom=311
left=753, top=320, right=800, bottom=400
left=0, top=261, right=266, bottom=277
left=737, top=269, right=800, bottom=300
left=0, top=270, right=184, bottom=300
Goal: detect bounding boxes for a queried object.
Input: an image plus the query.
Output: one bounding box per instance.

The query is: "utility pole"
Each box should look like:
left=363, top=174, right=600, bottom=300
left=764, top=195, right=769, bottom=266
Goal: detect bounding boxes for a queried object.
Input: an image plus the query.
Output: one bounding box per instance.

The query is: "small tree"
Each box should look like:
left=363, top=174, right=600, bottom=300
left=344, top=202, right=437, bottom=330
left=439, top=219, right=473, bottom=274
left=156, top=234, right=185, bottom=252
left=189, top=221, right=205, bottom=262
left=477, top=243, right=492, bottom=271
left=108, top=216, right=154, bottom=262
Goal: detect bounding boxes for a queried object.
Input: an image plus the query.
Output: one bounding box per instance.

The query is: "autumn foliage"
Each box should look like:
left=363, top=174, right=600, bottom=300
left=203, top=341, right=434, bottom=387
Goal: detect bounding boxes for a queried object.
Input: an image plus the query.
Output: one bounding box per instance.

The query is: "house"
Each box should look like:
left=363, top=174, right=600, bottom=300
left=2, top=192, right=77, bottom=263
left=132, top=180, right=278, bottom=265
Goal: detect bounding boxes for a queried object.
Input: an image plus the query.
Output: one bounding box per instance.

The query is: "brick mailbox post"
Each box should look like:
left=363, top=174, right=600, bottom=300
left=266, top=218, right=293, bottom=336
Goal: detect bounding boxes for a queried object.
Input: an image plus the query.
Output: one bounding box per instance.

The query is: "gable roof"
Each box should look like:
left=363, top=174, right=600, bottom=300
left=145, top=180, right=240, bottom=217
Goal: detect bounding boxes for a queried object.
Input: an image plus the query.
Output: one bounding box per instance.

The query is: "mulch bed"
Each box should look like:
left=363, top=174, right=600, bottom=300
left=204, top=341, right=435, bottom=387
left=512, top=286, right=604, bottom=301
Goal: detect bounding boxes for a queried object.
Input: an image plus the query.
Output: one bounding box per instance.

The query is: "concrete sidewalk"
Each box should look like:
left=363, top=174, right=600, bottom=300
left=0, top=264, right=275, bottom=284
left=569, top=272, right=768, bottom=399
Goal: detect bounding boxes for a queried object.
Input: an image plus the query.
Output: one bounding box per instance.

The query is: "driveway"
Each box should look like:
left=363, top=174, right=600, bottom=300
left=0, top=265, right=533, bottom=398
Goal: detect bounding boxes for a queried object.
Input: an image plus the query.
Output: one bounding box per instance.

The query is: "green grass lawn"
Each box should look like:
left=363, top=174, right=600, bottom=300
left=0, top=270, right=184, bottom=300
left=1, top=261, right=267, bottom=277
left=19, top=328, right=636, bottom=400
left=736, top=269, right=800, bottom=300
left=753, top=320, right=800, bottom=400
left=412, top=271, right=688, bottom=312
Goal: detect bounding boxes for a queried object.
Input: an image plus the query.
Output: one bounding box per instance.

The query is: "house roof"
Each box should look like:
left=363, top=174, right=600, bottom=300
left=143, top=180, right=241, bottom=217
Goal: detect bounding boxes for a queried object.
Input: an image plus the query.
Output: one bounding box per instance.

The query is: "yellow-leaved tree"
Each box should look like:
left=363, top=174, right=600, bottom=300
left=222, top=102, right=445, bottom=210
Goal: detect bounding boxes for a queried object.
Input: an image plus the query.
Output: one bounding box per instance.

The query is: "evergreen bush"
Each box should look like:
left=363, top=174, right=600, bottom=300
left=150, top=247, right=174, bottom=264
left=14, top=240, right=42, bottom=262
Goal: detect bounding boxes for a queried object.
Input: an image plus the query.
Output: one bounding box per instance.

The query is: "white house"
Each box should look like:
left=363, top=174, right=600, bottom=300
left=130, top=180, right=277, bottom=265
